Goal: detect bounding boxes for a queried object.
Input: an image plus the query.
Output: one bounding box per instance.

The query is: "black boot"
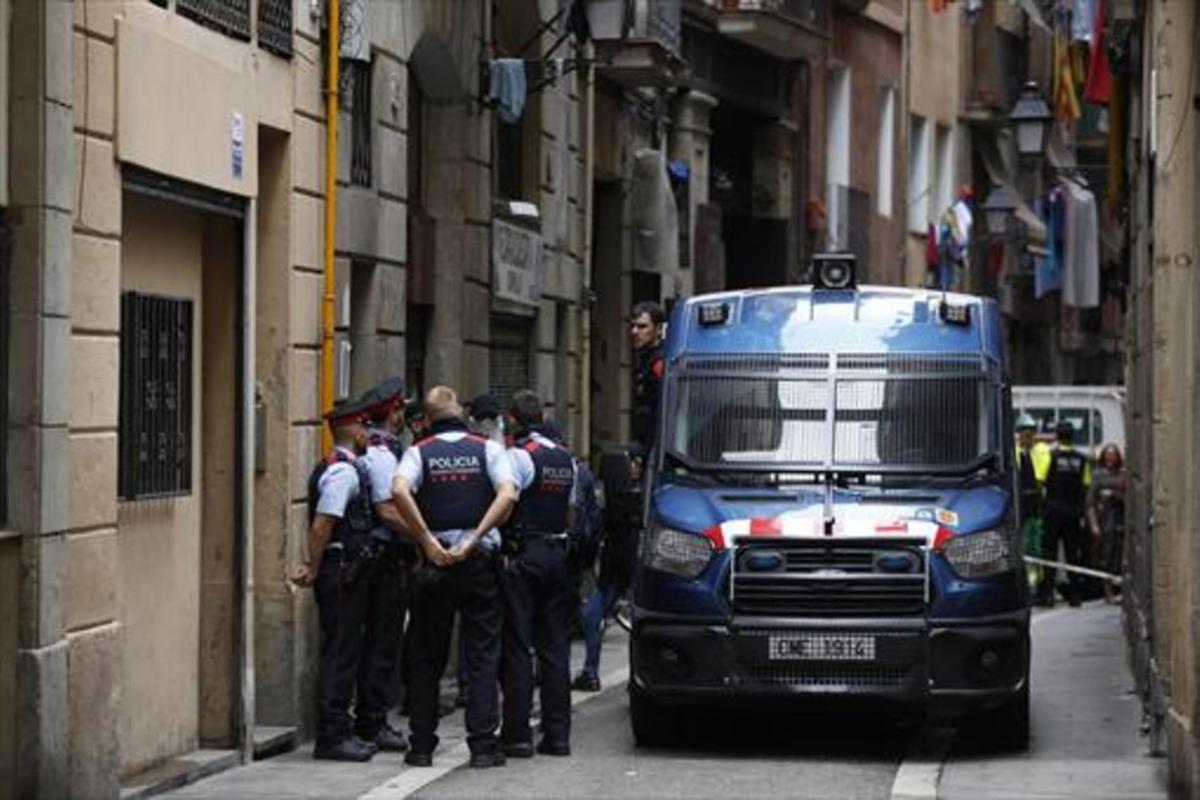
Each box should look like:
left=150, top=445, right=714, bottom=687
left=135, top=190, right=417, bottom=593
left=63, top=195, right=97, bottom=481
left=314, top=736, right=377, bottom=762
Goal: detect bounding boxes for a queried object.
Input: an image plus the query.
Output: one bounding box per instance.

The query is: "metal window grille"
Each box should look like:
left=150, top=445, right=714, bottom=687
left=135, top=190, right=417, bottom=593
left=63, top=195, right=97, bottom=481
left=257, top=0, right=293, bottom=58
left=119, top=293, right=194, bottom=500
left=176, top=0, right=251, bottom=42
left=350, top=60, right=373, bottom=187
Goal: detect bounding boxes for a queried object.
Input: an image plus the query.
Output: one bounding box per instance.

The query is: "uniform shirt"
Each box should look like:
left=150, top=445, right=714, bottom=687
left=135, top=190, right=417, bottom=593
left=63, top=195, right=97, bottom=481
left=509, top=431, right=581, bottom=524
left=395, top=428, right=514, bottom=551
left=362, top=428, right=402, bottom=541
left=315, top=446, right=363, bottom=519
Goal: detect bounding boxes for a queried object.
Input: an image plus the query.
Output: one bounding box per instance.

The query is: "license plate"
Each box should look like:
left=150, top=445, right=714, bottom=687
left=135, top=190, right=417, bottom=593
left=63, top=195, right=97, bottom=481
left=767, top=634, right=876, bottom=661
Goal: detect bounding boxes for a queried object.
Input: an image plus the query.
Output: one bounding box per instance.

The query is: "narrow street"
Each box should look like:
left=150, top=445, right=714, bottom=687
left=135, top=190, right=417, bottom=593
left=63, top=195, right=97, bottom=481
left=164, top=602, right=1164, bottom=800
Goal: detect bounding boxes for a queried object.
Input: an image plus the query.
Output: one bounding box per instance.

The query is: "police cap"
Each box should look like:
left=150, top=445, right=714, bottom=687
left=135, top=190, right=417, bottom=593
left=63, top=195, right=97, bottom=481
left=359, top=376, right=406, bottom=422
left=468, top=394, right=501, bottom=422
left=1055, top=420, right=1075, bottom=439
left=404, top=399, right=428, bottom=423
left=325, top=396, right=371, bottom=429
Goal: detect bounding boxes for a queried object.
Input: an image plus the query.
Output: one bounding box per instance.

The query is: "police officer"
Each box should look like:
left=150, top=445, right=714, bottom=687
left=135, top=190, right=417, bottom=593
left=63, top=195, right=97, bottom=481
left=1039, top=420, right=1092, bottom=608
left=468, top=393, right=506, bottom=444
left=352, top=377, right=414, bottom=753
left=291, top=399, right=378, bottom=761
left=405, top=398, right=432, bottom=445
left=1015, top=414, right=1051, bottom=591
left=390, top=386, right=518, bottom=769
left=500, top=391, right=578, bottom=758
left=629, top=301, right=666, bottom=451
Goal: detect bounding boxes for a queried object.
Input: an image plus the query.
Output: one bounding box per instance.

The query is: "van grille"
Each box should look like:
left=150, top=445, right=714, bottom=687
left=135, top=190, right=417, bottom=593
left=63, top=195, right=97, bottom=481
left=732, top=538, right=926, bottom=618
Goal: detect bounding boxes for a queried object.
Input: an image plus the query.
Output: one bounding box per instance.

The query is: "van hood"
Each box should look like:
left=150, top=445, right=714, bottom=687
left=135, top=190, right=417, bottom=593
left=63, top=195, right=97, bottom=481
left=651, top=481, right=1010, bottom=546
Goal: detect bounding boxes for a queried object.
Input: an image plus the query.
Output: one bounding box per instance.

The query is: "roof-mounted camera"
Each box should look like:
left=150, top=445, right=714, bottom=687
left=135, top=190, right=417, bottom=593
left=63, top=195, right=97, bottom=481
left=811, top=253, right=858, bottom=291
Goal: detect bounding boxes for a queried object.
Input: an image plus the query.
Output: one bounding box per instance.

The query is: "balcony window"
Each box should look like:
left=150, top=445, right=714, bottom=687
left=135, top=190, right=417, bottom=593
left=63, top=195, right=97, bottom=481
left=907, top=115, right=931, bottom=234
left=257, top=0, right=293, bottom=58
left=176, top=0, right=251, bottom=42
left=876, top=88, right=895, bottom=218
left=349, top=59, right=373, bottom=188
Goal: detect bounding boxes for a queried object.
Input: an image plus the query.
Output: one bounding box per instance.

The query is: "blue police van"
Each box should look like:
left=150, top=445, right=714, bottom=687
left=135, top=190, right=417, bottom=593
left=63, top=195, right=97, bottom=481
left=628, top=256, right=1030, bottom=748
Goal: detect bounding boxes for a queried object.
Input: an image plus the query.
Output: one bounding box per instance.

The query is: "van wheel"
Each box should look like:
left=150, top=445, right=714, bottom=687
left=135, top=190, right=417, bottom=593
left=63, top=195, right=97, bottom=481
left=970, top=683, right=1030, bottom=752
left=629, top=686, right=676, bottom=748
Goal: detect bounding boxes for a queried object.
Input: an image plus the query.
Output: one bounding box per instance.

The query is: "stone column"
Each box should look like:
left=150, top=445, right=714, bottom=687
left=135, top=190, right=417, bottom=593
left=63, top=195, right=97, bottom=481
left=9, top=0, right=74, bottom=796
left=668, top=90, right=717, bottom=298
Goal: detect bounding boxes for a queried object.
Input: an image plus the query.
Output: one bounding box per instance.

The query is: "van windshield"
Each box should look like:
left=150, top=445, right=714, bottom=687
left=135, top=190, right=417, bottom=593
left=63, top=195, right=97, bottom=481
left=666, top=353, right=998, bottom=473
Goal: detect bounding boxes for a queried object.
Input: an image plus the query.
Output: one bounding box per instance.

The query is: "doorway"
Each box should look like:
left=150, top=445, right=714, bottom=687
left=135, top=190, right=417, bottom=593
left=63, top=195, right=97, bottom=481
left=117, top=189, right=243, bottom=776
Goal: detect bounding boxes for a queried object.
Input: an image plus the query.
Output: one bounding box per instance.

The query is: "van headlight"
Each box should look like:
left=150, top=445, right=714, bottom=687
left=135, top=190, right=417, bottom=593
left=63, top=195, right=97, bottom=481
left=643, top=526, right=714, bottom=579
left=939, top=530, right=1017, bottom=579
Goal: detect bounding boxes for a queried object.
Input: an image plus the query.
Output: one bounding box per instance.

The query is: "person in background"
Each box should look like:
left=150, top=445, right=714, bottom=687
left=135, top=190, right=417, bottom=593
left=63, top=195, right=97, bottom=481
left=1087, top=443, right=1127, bottom=604
left=572, top=443, right=644, bottom=692
left=1039, top=421, right=1092, bottom=608
left=405, top=399, right=432, bottom=445
left=1015, top=414, right=1051, bottom=591
left=469, top=394, right=506, bottom=445
left=629, top=301, right=666, bottom=452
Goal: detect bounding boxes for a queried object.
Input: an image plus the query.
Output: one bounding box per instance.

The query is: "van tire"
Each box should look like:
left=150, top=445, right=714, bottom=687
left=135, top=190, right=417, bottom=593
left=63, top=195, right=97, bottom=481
left=971, top=683, right=1030, bottom=752
left=629, top=686, right=676, bottom=747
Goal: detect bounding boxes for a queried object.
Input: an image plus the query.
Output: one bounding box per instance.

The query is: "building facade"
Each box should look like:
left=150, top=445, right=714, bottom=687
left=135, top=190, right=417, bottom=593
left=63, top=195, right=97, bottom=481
left=0, top=0, right=926, bottom=796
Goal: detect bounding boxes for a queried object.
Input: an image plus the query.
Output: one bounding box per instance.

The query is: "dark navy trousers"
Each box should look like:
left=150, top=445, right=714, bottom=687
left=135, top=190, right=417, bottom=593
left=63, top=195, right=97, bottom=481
left=500, top=537, right=572, bottom=747
left=407, top=552, right=502, bottom=755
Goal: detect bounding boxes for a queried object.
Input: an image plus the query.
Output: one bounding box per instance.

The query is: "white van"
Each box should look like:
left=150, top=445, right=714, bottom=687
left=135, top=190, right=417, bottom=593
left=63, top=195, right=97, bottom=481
left=1012, top=385, right=1126, bottom=455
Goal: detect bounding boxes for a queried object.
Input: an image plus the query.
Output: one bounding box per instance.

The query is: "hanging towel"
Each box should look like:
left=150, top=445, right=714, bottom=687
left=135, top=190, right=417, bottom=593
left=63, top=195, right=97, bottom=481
left=1083, top=0, right=1112, bottom=104
left=488, top=59, right=527, bottom=124
left=1061, top=179, right=1100, bottom=308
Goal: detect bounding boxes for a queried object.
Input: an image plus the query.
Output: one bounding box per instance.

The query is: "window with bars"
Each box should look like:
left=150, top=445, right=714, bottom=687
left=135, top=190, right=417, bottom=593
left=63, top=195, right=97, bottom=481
left=350, top=60, right=373, bottom=187
left=176, top=0, right=251, bottom=41
left=257, top=0, right=293, bottom=58
left=119, top=293, right=194, bottom=500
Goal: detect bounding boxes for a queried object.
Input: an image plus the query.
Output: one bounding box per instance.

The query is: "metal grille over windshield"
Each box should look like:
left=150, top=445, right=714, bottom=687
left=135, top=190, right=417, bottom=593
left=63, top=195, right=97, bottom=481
left=668, top=352, right=996, bottom=472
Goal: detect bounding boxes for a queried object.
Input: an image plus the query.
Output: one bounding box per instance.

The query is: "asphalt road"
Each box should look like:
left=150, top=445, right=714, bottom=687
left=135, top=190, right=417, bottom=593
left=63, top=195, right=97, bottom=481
left=415, top=687, right=912, bottom=800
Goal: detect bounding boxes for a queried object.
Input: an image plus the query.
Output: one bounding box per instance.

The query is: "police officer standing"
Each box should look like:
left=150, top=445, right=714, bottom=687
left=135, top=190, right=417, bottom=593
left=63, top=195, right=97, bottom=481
left=629, top=301, right=666, bottom=451
left=1015, top=414, right=1050, bottom=591
left=352, top=377, right=415, bottom=754
left=390, top=387, right=518, bottom=769
left=500, top=390, right=578, bottom=758
left=1039, top=421, right=1092, bottom=608
left=291, top=399, right=378, bottom=761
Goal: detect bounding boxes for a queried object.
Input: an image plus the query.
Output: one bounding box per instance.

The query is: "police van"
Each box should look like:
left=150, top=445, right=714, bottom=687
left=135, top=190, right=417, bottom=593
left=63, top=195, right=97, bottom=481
left=627, top=255, right=1030, bottom=748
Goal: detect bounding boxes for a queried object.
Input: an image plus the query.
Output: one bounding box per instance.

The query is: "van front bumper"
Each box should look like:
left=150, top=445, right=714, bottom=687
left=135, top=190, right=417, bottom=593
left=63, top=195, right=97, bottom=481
left=629, top=609, right=1029, bottom=715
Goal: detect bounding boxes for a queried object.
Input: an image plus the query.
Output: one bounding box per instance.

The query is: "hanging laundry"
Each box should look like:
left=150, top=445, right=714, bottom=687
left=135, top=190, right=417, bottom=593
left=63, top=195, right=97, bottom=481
left=1061, top=179, right=1100, bottom=308
left=1053, top=23, right=1082, bottom=122
left=1071, top=0, right=1097, bottom=43
left=1036, top=191, right=1064, bottom=299
left=950, top=197, right=974, bottom=256
left=1084, top=0, right=1113, bottom=104
left=488, top=59, right=527, bottom=124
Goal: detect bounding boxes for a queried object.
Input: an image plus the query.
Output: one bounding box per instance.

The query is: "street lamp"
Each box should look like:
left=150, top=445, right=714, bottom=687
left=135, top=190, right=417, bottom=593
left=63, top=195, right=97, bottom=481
left=982, top=184, right=1019, bottom=236
left=1009, top=82, right=1053, bottom=159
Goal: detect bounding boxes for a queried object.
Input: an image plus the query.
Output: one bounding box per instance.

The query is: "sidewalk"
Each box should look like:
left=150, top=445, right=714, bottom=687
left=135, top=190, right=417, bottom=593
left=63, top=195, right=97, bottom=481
left=939, top=602, right=1167, bottom=799
left=159, top=626, right=631, bottom=800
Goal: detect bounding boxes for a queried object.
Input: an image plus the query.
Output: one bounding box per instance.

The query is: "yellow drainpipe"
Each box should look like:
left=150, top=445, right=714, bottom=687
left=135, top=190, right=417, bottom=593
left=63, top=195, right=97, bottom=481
left=321, top=0, right=341, bottom=453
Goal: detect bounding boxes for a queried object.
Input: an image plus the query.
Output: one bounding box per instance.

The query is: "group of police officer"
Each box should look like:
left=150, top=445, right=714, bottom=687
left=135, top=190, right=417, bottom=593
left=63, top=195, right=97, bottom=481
left=296, top=379, right=586, bottom=768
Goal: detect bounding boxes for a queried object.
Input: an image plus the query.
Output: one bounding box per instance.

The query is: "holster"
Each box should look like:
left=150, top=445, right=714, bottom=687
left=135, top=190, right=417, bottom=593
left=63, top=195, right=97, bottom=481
left=338, top=540, right=380, bottom=587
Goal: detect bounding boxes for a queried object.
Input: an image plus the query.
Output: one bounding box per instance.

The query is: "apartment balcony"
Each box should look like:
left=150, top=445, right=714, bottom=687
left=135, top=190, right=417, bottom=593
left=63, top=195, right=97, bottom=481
left=701, top=0, right=831, bottom=58
left=588, top=0, right=685, bottom=87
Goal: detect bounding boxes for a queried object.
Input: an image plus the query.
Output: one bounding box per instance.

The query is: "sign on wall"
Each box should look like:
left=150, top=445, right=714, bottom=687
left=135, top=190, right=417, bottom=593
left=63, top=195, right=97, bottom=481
left=492, top=218, right=543, bottom=307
